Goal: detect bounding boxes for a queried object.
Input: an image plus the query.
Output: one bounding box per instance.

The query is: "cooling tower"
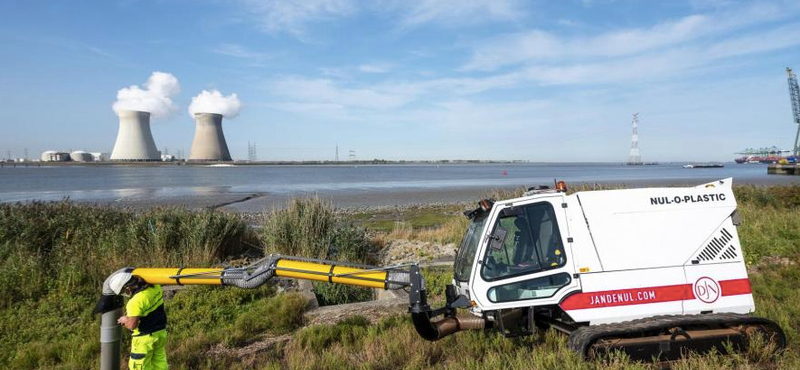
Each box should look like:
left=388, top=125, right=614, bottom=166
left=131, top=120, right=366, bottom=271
left=110, top=110, right=160, bottom=161
left=188, top=113, right=232, bottom=161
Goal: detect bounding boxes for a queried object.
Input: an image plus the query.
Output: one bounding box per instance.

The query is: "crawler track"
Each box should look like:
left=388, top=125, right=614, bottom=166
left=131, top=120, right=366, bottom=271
left=568, top=313, right=786, bottom=361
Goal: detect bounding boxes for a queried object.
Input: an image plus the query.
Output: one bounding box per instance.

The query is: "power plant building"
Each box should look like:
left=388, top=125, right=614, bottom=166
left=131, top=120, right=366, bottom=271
left=189, top=113, right=232, bottom=161
left=110, top=110, right=161, bottom=161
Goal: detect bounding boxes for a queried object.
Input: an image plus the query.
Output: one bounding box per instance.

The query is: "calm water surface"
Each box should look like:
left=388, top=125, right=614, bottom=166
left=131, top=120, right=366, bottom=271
left=1, top=163, right=798, bottom=204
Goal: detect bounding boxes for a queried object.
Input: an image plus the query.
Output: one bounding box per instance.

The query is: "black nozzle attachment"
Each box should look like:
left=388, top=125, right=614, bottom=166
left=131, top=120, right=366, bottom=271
left=93, top=294, right=124, bottom=315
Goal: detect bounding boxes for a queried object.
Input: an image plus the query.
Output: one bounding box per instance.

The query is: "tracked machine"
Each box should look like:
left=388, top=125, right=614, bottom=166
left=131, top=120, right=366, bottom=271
left=96, top=178, right=785, bottom=368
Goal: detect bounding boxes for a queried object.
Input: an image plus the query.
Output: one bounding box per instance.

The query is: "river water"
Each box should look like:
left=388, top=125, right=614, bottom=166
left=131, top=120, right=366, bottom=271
left=1, top=163, right=798, bottom=210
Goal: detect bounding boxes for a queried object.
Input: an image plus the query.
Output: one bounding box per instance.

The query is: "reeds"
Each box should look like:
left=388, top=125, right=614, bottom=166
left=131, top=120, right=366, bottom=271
left=0, top=201, right=259, bottom=368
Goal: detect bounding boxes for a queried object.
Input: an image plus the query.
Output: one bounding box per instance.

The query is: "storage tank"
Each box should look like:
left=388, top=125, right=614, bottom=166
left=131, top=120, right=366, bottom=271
left=110, top=110, right=160, bottom=161
left=70, top=151, right=93, bottom=162
left=188, top=113, right=232, bottom=161
left=41, top=151, right=70, bottom=162
left=41, top=150, right=58, bottom=162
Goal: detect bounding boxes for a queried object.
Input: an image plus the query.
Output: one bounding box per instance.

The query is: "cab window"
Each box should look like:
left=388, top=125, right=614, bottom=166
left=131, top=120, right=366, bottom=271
left=454, top=214, right=488, bottom=282
left=488, top=273, right=571, bottom=302
left=481, top=202, right=566, bottom=281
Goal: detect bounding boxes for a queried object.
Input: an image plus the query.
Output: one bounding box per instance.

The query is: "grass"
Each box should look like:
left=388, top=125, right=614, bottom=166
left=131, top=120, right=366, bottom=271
left=2, top=184, right=800, bottom=369
left=261, top=197, right=379, bottom=305
left=0, top=201, right=261, bottom=369
left=349, top=205, right=464, bottom=233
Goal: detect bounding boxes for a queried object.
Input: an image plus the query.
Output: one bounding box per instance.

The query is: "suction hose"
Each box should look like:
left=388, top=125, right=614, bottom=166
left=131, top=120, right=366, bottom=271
left=95, top=268, right=131, bottom=370
left=406, top=264, right=487, bottom=341
left=412, top=312, right=487, bottom=341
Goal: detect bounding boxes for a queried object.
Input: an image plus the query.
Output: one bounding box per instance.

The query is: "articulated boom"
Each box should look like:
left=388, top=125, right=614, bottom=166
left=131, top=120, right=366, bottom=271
left=96, top=255, right=482, bottom=370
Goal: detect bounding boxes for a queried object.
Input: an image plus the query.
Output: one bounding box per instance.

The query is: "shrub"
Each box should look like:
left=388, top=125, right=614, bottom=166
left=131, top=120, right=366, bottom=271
left=261, top=197, right=335, bottom=259
left=328, top=224, right=377, bottom=265
left=261, top=198, right=378, bottom=306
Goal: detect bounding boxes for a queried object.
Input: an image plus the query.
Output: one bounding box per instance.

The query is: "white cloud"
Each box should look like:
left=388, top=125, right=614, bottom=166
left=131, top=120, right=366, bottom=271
left=112, top=72, right=181, bottom=119
left=211, top=43, right=270, bottom=60
left=269, top=77, right=412, bottom=110
left=463, top=1, right=798, bottom=72
left=463, top=15, right=713, bottom=71
left=238, top=0, right=357, bottom=36
left=189, top=89, right=243, bottom=118
left=394, top=0, right=525, bottom=29
left=358, top=63, right=393, bottom=73
left=236, top=0, right=526, bottom=37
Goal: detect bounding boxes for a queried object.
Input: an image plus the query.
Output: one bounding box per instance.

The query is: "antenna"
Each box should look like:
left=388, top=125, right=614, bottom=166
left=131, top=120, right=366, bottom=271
left=627, top=113, right=642, bottom=165
left=786, top=68, right=800, bottom=156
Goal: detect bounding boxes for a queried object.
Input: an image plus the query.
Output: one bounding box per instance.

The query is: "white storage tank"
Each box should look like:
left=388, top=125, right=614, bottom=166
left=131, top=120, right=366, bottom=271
left=70, top=151, right=93, bottom=162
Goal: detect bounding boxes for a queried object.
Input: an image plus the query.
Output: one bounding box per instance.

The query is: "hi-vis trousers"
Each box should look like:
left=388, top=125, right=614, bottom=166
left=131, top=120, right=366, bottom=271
left=129, top=329, right=168, bottom=370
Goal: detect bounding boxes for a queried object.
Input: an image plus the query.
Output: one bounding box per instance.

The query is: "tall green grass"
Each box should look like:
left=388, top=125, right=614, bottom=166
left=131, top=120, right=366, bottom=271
left=260, top=197, right=378, bottom=305
left=0, top=202, right=260, bottom=369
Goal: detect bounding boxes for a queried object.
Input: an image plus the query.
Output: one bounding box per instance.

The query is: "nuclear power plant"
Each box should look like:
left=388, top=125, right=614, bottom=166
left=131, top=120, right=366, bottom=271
left=110, top=110, right=161, bottom=161
left=188, top=113, right=232, bottom=161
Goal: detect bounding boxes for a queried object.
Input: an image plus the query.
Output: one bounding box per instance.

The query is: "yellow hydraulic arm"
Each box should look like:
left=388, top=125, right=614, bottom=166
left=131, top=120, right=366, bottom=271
left=128, top=256, right=410, bottom=290
left=96, top=254, right=480, bottom=370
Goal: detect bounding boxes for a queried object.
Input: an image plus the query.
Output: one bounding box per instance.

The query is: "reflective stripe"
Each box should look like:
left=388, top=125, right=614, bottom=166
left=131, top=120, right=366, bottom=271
left=130, top=353, right=146, bottom=360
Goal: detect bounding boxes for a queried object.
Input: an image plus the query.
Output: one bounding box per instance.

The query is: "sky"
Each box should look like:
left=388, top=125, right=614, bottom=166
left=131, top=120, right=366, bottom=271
left=1, top=0, right=799, bottom=162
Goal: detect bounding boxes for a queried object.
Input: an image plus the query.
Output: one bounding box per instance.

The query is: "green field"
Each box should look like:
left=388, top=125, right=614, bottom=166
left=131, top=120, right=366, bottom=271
left=1, top=185, right=799, bottom=369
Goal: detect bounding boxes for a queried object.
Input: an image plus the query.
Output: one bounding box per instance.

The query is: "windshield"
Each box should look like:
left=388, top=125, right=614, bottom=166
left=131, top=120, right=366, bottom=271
left=481, top=202, right=566, bottom=281
left=454, top=215, right=488, bottom=282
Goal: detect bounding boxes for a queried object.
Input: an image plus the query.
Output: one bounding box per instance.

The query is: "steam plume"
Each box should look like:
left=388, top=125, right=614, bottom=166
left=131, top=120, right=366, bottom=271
left=188, top=89, right=242, bottom=118
left=112, top=72, right=180, bottom=118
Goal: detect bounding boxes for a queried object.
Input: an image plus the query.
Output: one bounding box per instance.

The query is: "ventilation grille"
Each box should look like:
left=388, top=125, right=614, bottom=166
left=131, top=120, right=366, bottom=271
left=697, top=228, right=737, bottom=261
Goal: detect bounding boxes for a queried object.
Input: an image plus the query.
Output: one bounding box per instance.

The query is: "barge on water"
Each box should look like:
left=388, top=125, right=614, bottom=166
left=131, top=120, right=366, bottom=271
left=683, top=163, right=724, bottom=169
left=768, top=163, right=800, bottom=175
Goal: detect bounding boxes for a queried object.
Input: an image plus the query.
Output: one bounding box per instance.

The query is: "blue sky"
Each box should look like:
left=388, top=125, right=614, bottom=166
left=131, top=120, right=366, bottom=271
left=1, top=0, right=799, bottom=162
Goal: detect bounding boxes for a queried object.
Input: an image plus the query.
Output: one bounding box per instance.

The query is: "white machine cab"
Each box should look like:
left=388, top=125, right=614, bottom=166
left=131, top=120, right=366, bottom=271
left=454, top=178, right=754, bottom=325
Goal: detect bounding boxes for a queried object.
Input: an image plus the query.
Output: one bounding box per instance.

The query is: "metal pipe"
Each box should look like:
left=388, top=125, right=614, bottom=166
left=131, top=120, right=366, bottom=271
left=412, top=312, right=487, bottom=341
left=100, top=307, right=122, bottom=370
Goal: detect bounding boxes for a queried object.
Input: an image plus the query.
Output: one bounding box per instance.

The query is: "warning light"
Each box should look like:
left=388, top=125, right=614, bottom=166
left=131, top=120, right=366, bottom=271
left=579, top=267, right=590, bottom=273
left=556, top=181, right=568, bottom=193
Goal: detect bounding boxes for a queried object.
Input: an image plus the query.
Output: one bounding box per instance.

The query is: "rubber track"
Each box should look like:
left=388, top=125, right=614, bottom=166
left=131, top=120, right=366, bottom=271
left=568, top=313, right=786, bottom=359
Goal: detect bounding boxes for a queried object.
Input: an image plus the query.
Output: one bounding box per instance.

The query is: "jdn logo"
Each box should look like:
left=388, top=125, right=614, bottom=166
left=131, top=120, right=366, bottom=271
left=694, top=277, right=720, bottom=303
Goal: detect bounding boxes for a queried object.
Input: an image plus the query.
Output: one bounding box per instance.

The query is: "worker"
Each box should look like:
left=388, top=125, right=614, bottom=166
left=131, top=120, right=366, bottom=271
left=110, top=274, right=169, bottom=370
